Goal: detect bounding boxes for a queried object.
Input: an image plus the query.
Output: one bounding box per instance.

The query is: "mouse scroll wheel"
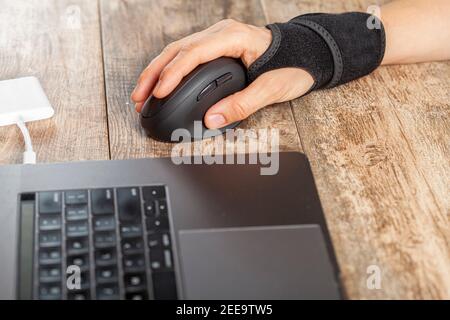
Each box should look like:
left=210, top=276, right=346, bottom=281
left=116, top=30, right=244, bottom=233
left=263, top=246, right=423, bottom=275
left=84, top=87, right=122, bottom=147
left=197, top=73, right=233, bottom=101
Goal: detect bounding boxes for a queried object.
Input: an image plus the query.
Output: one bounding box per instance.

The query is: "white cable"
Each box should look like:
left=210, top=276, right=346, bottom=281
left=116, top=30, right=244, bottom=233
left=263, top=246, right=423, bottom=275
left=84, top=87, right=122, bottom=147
left=16, top=118, right=36, bottom=164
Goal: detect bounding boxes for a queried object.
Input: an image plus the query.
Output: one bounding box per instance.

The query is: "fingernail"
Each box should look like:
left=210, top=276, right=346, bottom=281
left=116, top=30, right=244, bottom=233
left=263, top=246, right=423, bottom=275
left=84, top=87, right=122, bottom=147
left=206, top=114, right=226, bottom=128
left=153, top=80, right=162, bottom=94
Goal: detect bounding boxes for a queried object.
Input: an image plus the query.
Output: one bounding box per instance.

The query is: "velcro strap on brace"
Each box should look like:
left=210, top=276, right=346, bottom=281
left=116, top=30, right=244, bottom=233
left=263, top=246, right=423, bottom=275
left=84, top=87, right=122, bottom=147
left=247, top=12, right=386, bottom=90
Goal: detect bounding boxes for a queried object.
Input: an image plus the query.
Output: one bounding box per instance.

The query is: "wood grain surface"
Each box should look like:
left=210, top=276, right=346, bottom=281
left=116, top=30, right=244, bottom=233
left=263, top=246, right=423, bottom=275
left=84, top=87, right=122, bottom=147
left=262, top=0, right=450, bottom=299
left=0, top=0, right=448, bottom=299
left=0, top=0, right=109, bottom=164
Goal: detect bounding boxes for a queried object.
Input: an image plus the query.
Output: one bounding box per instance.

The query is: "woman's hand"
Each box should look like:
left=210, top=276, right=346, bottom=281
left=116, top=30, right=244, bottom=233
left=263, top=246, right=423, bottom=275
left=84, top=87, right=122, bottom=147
left=131, top=19, right=314, bottom=129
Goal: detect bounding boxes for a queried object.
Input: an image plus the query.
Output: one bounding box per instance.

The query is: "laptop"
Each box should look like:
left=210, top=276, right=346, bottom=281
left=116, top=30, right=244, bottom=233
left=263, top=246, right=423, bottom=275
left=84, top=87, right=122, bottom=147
left=0, top=152, right=342, bottom=300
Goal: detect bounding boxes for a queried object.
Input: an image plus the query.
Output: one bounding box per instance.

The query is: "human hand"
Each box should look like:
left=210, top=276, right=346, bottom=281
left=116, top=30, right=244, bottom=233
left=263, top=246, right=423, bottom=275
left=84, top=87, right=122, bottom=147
left=131, top=19, right=314, bottom=129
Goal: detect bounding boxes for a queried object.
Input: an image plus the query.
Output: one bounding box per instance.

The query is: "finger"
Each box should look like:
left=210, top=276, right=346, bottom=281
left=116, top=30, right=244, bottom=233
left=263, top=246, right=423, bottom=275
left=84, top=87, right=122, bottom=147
left=131, top=30, right=208, bottom=103
left=131, top=41, right=182, bottom=103
left=135, top=102, right=144, bottom=113
left=153, top=33, right=244, bottom=98
left=204, top=73, right=277, bottom=129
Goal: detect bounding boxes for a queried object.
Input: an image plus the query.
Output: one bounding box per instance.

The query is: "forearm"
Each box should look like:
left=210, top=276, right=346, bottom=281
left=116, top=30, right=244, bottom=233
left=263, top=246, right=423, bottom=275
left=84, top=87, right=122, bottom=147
left=381, top=0, right=450, bottom=65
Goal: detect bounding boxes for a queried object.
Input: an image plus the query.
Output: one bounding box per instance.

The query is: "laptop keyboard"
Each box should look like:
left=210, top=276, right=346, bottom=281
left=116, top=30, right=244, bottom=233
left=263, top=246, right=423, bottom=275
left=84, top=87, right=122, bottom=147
left=19, top=186, right=177, bottom=300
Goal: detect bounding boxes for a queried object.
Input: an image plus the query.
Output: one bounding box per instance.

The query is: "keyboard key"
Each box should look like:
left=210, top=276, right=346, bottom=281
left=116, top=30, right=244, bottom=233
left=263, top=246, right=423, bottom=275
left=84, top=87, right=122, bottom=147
left=149, top=249, right=163, bottom=271
left=126, top=291, right=148, bottom=300
left=67, top=254, right=89, bottom=269
left=39, top=192, right=62, bottom=214
left=147, top=234, right=162, bottom=249
left=152, top=272, right=177, bottom=300
left=122, top=237, right=144, bottom=254
left=94, top=231, right=117, bottom=248
left=94, top=216, right=116, bottom=231
left=39, top=265, right=61, bottom=282
left=66, top=220, right=89, bottom=237
left=39, top=248, right=62, bottom=264
left=96, top=266, right=118, bottom=283
left=163, top=249, right=173, bottom=269
left=97, top=283, right=119, bottom=300
left=39, top=283, right=62, bottom=300
left=66, top=205, right=88, bottom=220
left=120, top=224, right=142, bottom=238
left=161, top=233, right=171, bottom=247
left=117, top=187, right=141, bottom=222
left=39, top=215, right=62, bottom=231
left=95, top=248, right=117, bottom=266
left=122, top=254, right=145, bottom=271
left=144, top=200, right=156, bottom=217
left=65, top=190, right=88, bottom=205
left=67, top=237, right=89, bottom=254
left=91, top=189, right=114, bottom=215
left=150, top=260, right=162, bottom=271
left=146, top=216, right=169, bottom=232
left=149, top=248, right=173, bottom=271
left=157, top=199, right=168, bottom=215
left=143, top=186, right=166, bottom=200
left=124, top=272, right=146, bottom=289
left=68, top=290, right=90, bottom=300
left=39, top=231, right=61, bottom=247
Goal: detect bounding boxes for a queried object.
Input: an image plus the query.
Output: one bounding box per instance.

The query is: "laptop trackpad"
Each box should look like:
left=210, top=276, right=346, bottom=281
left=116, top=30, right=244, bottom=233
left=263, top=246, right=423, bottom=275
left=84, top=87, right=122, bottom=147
left=178, top=225, right=340, bottom=299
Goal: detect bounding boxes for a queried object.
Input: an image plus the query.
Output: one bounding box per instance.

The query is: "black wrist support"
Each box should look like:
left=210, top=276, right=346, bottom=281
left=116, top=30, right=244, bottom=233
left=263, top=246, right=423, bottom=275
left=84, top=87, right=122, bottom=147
left=247, top=12, right=385, bottom=90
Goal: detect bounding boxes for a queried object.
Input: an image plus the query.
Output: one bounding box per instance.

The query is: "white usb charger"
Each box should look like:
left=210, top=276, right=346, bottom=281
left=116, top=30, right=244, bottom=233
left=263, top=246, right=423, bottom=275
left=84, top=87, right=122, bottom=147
left=0, top=76, right=54, bottom=164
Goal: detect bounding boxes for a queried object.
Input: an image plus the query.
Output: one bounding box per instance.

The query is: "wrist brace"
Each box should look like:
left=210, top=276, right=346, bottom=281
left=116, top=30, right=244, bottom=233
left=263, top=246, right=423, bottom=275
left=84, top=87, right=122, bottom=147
left=247, top=12, right=385, bottom=90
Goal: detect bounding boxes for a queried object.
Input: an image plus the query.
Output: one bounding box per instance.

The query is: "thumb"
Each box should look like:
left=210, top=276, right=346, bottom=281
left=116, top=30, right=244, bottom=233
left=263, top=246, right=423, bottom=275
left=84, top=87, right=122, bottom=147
left=204, top=74, right=276, bottom=129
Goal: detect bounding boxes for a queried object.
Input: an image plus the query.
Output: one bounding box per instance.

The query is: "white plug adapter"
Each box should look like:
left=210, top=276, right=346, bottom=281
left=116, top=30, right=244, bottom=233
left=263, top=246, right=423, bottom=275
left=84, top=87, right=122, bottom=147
left=0, top=76, right=54, bottom=126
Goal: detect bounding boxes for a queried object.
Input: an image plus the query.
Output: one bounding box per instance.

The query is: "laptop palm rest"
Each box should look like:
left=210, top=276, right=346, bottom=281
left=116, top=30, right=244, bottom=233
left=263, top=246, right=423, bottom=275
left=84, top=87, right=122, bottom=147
left=178, top=224, right=340, bottom=299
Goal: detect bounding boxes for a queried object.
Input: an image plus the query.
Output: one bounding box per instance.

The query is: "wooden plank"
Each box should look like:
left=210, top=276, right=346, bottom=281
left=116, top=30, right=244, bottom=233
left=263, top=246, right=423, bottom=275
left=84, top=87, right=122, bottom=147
left=0, top=0, right=109, bottom=164
left=100, top=0, right=302, bottom=160
left=261, top=0, right=450, bottom=299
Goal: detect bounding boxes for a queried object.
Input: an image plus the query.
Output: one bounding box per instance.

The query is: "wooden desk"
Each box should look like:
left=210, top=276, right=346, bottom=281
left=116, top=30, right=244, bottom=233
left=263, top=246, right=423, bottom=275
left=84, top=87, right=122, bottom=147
left=0, top=0, right=448, bottom=299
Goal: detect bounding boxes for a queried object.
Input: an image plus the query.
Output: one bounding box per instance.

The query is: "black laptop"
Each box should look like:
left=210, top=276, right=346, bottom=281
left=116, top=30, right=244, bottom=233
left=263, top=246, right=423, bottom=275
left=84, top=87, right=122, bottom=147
left=0, top=152, right=342, bottom=300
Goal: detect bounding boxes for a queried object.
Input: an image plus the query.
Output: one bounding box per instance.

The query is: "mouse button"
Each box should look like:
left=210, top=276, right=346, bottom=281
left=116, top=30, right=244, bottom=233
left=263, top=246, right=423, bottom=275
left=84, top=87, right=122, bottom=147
left=216, top=72, right=233, bottom=86
left=196, top=80, right=217, bottom=101
left=141, top=96, right=163, bottom=118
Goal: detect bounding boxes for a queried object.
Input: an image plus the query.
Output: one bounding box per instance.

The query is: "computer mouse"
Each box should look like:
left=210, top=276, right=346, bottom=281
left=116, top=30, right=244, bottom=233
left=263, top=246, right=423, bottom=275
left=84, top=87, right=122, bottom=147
left=140, top=57, right=247, bottom=142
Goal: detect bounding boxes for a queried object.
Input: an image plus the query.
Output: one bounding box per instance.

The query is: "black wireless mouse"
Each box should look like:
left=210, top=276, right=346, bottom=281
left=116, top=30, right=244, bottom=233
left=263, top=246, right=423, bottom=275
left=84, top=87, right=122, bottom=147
left=140, top=57, right=247, bottom=142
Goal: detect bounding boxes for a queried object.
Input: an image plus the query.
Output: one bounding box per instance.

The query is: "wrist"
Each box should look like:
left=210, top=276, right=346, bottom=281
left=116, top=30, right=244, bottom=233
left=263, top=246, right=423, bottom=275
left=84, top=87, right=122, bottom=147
left=247, top=12, right=385, bottom=89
